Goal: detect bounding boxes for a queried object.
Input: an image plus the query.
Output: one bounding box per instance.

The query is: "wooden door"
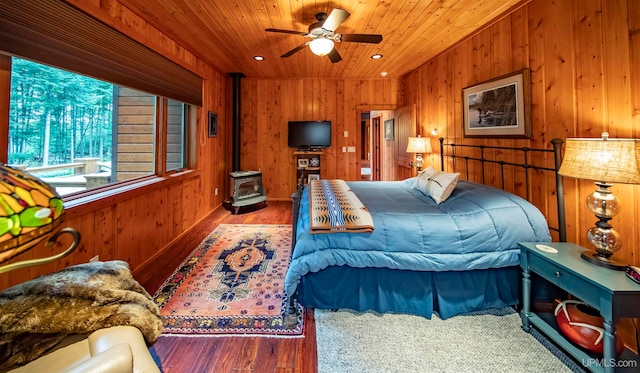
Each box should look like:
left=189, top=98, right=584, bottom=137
left=372, top=116, right=381, bottom=181
left=395, top=105, right=417, bottom=179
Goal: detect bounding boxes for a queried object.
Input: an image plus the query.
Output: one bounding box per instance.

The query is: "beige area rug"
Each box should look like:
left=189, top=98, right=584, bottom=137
left=315, top=308, right=585, bottom=373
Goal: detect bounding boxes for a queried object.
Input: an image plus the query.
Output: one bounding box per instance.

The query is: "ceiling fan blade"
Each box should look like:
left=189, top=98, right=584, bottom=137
left=281, top=43, right=309, bottom=58
left=265, top=28, right=308, bottom=36
left=322, top=8, right=350, bottom=32
left=339, top=33, right=383, bottom=44
left=327, top=48, right=342, bottom=63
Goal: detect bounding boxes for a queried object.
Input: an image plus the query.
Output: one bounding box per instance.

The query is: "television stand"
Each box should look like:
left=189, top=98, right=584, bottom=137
left=294, top=151, right=322, bottom=190
left=298, top=147, right=321, bottom=152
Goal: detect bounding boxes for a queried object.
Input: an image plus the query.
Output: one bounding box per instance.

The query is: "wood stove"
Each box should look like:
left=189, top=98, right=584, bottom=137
left=228, top=170, right=266, bottom=214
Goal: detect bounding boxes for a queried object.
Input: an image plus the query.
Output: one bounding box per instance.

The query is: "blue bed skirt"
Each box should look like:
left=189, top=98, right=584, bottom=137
left=296, top=265, right=521, bottom=320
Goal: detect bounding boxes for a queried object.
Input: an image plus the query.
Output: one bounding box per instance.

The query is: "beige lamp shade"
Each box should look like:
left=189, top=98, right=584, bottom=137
left=558, top=135, right=640, bottom=184
left=406, top=136, right=432, bottom=154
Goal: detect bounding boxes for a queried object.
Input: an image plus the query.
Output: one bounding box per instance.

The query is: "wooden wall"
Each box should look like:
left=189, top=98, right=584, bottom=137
left=0, top=0, right=231, bottom=289
left=401, top=0, right=640, bottom=266
left=115, top=87, right=154, bottom=180
left=239, top=78, right=399, bottom=200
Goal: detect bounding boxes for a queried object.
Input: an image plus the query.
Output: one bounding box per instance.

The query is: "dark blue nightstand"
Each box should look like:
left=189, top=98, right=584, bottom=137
left=519, top=242, right=640, bottom=373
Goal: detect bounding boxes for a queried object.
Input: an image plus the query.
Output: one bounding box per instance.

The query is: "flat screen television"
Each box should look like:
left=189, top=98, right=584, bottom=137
left=287, top=120, right=331, bottom=150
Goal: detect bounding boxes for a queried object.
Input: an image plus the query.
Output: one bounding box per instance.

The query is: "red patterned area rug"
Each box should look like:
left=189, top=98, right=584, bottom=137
left=153, top=224, right=304, bottom=337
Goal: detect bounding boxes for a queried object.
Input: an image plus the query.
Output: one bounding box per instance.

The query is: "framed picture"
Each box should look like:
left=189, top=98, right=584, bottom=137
left=384, top=119, right=394, bottom=141
left=308, top=174, right=320, bottom=183
left=297, top=158, right=309, bottom=168
left=208, top=111, right=218, bottom=137
left=462, top=68, right=531, bottom=138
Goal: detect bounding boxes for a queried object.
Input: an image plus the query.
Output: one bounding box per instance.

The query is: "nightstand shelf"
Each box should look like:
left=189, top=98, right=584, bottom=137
left=519, top=242, right=640, bottom=373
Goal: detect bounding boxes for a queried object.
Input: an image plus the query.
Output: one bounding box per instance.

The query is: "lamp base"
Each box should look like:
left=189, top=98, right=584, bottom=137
left=580, top=251, right=626, bottom=271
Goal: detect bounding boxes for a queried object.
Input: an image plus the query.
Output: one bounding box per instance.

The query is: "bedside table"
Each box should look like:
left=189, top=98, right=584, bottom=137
left=519, top=242, right=640, bottom=373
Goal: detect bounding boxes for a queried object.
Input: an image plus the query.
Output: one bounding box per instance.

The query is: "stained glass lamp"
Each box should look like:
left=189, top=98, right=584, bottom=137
left=558, top=133, right=640, bottom=270
left=0, top=164, right=80, bottom=273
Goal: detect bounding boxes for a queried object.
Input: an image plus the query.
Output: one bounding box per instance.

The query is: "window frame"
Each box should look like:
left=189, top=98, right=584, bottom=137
left=1, top=54, right=199, bottom=212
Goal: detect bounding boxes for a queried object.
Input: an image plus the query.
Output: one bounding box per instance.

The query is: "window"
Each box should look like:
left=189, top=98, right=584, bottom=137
left=9, top=57, right=189, bottom=196
left=166, top=99, right=187, bottom=172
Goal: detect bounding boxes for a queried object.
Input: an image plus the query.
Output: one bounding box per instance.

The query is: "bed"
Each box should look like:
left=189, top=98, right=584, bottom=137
left=286, top=139, right=566, bottom=320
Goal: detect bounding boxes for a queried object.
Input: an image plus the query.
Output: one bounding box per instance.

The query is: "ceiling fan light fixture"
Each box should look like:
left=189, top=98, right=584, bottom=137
left=309, top=38, right=334, bottom=56
left=371, top=54, right=383, bottom=59
left=253, top=56, right=265, bottom=61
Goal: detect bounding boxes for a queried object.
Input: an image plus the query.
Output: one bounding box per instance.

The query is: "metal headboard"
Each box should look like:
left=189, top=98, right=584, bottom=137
left=438, top=138, right=566, bottom=242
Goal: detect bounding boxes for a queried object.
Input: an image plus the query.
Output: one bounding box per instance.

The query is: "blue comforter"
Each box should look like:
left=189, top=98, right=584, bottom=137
left=284, top=178, right=551, bottom=297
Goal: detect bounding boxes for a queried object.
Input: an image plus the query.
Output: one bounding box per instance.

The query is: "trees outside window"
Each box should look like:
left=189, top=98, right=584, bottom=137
left=9, top=57, right=188, bottom=196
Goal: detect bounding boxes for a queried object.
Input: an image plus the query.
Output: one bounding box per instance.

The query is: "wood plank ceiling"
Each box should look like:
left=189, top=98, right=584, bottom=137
left=117, top=0, right=529, bottom=79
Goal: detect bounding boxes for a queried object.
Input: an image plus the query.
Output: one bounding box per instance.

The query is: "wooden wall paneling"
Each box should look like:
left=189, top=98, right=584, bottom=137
left=288, top=80, right=303, bottom=190
left=115, top=196, right=144, bottom=264
left=573, top=0, right=609, bottom=250
left=630, top=0, right=640, bottom=265
left=527, top=4, right=556, bottom=238
left=200, top=77, right=214, bottom=206
left=542, top=0, right=578, bottom=244
left=602, top=1, right=638, bottom=262
left=350, top=82, right=364, bottom=180
left=333, top=80, right=345, bottom=181
left=425, top=62, right=438, bottom=170
left=273, top=81, right=291, bottom=194
left=68, top=206, right=117, bottom=264
left=183, top=177, right=202, bottom=230
left=510, top=7, right=532, bottom=203
left=260, top=80, right=280, bottom=196
left=330, top=80, right=344, bottom=180
left=492, top=18, right=516, bottom=194
left=338, top=80, right=352, bottom=181
left=432, top=56, right=447, bottom=170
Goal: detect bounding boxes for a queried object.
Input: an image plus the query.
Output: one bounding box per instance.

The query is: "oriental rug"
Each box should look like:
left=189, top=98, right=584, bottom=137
left=153, top=224, right=303, bottom=336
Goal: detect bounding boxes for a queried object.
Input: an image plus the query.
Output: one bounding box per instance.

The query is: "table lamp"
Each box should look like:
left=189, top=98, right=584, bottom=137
left=558, top=132, right=640, bottom=270
left=0, top=164, right=80, bottom=273
left=406, top=136, right=432, bottom=171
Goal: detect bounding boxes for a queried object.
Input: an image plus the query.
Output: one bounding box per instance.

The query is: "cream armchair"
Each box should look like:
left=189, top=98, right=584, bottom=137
left=9, top=326, right=160, bottom=373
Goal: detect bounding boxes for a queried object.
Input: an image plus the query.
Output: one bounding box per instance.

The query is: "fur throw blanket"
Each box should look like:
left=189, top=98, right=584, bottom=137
left=0, top=260, right=163, bottom=371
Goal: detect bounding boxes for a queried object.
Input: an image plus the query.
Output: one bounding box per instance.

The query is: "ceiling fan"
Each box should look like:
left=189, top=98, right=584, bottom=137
left=265, top=8, right=383, bottom=63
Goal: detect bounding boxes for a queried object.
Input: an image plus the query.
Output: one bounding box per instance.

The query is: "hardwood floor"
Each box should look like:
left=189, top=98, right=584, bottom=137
left=140, top=201, right=317, bottom=373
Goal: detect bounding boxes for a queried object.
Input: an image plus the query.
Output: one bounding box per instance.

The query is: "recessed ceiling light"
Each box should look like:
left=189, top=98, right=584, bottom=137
left=380, top=71, right=388, bottom=77
left=371, top=54, right=383, bottom=60
left=254, top=56, right=265, bottom=61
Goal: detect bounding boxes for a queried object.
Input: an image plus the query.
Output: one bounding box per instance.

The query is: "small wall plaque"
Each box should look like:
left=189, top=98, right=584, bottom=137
left=208, top=111, right=218, bottom=137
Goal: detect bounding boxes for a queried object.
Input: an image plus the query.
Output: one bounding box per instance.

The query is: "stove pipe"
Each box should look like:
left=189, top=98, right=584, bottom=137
left=228, top=72, right=245, bottom=172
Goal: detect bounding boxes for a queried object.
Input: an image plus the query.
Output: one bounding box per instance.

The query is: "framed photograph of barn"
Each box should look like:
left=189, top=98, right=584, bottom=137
left=462, top=69, right=531, bottom=138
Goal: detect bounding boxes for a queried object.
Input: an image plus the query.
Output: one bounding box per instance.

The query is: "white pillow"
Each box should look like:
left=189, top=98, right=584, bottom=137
left=412, top=167, right=459, bottom=204
left=410, top=169, right=427, bottom=189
